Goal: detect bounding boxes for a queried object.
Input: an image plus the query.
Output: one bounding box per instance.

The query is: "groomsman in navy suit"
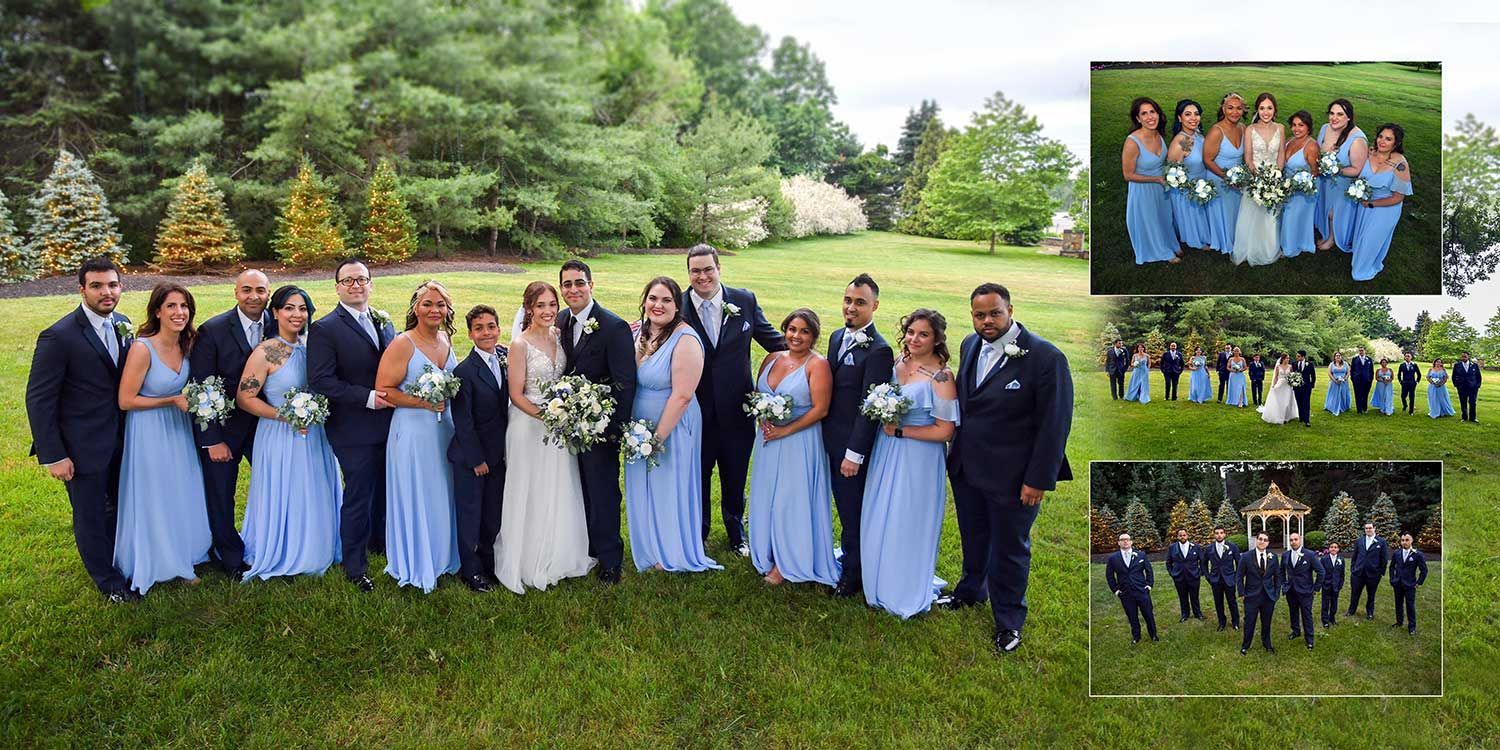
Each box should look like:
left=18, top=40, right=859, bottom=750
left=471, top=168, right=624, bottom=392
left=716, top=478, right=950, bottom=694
left=1453, top=351, right=1482, bottom=423
left=944, top=282, right=1073, bottom=655
left=820, top=274, right=894, bottom=597
left=1292, top=351, right=1317, bottom=426
left=1388, top=532, right=1428, bottom=635
left=1104, top=533, right=1157, bottom=644
left=1248, top=353, right=1266, bottom=406
left=681, top=245, right=786, bottom=557
left=188, top=269, right=272, bottom=580
left=1282, top=532, right=1319, bottom=650
left=25, top=258, right=137, bottom=602
left=447, top=305, right=509, bottom=593
left=1215, top=344, right=1232, bottom=402
left=1350, top=346, right=1375, bottom=414
left=1346, top=522, right=1387, bottom=619
left=1105, top=339, right=1127, bottom=400
left=1160, top=342, right=1184, bottom=400
left=1398, top=352, right=1421, bottom=414
left=1318, top=541, right=1344, bottom=627
left=1166, top=528, right=1205, bottom=621
left=1203, top=526, right=1240, bottom=631
left=1238, top=532, right=1283, bottom=654
left=308, top=258, right=396, bottom=592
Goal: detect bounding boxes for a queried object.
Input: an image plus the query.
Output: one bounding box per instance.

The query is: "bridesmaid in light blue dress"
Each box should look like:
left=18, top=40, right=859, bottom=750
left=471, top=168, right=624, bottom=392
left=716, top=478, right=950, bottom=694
left=1224, top=348, right=1248, bottom=407
left=626, top=277, right=721, bottom=574
left=1188, top=349, right=1213, bottom=403
left=1279, top=111, right=1320, bottom=258
left=1349, top=124, right=1414, bottom=282
left=239, top=286, right=341, bottom=580
left=1324, top=353, right=1353, bottom=416
left=1427, top=360, right=1456, bottom=418
left=1124, top=345, right=1151, bottom=403
left=748, top=309, right=837, bottom=585
left=862, top=309, right=959, bottom=619
left=114, top=284, right=211, bottom=595
left=1166, top=100, right=1212, bottom=251
left=1371, top=359, right=1396, bottom=415
left=378, top=281, right=461, bottom=593
left=1203, top=93, right=1248, bottom=255
left=1315, top=99, right=1367, bottom=250
left=1122, top=97, right=1180, bottom=265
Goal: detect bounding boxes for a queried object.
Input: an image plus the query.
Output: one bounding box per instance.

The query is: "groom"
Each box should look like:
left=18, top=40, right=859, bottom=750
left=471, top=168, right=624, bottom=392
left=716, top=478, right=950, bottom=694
left=1292, top=350, right=1317, bottom=427
left=1350, top=347, right=1374, bottom=414
left=944, top=282, right=1074, bottom=655
left=556, top=259, right=636, bottom=584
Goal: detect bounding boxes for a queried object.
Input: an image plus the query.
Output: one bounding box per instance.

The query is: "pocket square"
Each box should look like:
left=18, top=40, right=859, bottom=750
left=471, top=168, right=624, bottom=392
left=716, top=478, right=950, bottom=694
left=741, top=321, right=750, bottom=332
left=842, top=353, right=854, bottom=366
left=1005, top=379, right=1021, bottom=390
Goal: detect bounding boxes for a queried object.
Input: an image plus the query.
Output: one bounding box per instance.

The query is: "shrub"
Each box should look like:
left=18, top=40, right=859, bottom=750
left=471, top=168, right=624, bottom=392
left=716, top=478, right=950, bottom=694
left=1228, top=534, right=1249, bottom=551
left=779, top=175, right=867, bottom=238
left=1303, top=530, right=1327, bottom=550
left=361, top=159, right=417, bottom=264
left=0, top=188, right=36, bottom=283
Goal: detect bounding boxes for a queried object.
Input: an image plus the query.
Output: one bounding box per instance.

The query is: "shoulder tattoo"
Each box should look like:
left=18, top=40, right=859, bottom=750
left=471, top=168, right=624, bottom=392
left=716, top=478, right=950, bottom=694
left=263, top=341, right=289, bottom=365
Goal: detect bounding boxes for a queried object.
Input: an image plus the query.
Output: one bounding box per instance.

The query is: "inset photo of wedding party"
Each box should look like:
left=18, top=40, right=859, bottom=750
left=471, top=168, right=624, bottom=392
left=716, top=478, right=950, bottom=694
left=1088, top=461, right=1442, bottom=698
left=1089, top=61, right=1442, bottom=296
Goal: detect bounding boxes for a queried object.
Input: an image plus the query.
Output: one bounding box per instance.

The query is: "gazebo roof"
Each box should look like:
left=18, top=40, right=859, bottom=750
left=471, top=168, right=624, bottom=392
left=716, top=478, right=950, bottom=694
left=1239, top=482, right=1311, bottom=514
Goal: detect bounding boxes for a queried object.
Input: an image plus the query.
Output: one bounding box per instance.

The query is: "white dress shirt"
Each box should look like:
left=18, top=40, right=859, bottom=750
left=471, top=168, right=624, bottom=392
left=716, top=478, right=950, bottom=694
left=571, top=300, right=596, bottom=347
left=477, top=347, right=503, bottom=383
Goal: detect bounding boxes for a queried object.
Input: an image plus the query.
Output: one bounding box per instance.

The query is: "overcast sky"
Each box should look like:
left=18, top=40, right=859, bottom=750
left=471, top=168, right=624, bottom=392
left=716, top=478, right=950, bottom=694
left=725, top=3, right=1500, bottom=326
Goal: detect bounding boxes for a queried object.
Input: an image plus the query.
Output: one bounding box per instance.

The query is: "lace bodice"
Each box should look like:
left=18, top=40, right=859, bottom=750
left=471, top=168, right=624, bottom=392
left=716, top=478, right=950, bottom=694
left=520, top=328, right=567, bottom=404
left=1248, top=127, right=1282, bottom=168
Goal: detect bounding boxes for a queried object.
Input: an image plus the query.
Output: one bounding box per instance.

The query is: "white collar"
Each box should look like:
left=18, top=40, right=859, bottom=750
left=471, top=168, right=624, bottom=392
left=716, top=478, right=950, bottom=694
left=340, top=301, right=369, bottom=319
left=1121, top=549, right=1132, bottom=561
left=1401, top=548, right=1411, bottom=557
left=237, top=307, right=262, bottom=331
left=475, top=346, right=500, bottom=366
left=690, top=286, right=725, bottom=309
left=985, top=322, right=1020, bottom=351
left=573, top=300, right=596, bottom=324
left=81, top=304, right=113, bottom=329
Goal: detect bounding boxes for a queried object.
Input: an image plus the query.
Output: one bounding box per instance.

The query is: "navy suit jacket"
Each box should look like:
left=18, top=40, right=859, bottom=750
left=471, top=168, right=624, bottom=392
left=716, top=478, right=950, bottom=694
left=1350, top=355, right=1375, bottom=385
left=1388, top=548, right=1429, bottom=588
left=307, top=305, right=396, bottom=449
left=1453, top=360, right=1482, bottom=392
left=1105, top=551, right=1153, bottom=599
left=1319, top=553, right=1345, bottom=592
left=1203, top=541, right=1240, bottom=588
left=447, top=347, right=509, bottom=470
left=189, top=306, right=273, bottom=452
left=1350, top=535, right=1388, bottom=579
left=1293, top=359, right=1317, bottom=392
left=1397, top=361, right=1422, bottom=387
left=1248, top=359, right=1266, bottom=383
left=1216, top=351, right=1231, bottom=376
left=557, top=303, right=636, bottom=435
left=1238, top=550, right=1283, bottom=602
left=680, top=286, right=787, bottom=431
left=1166, top=542, right=1203, bottom=582
left=26, top=306, right=131, bottom=474
left=948, top=324, right=1073, bottom=498
left=821, top=325, right=894, bottom=462
left=1105, top=347, right=1128, bottom=375
left=1282, top=548, right=1321, bottom=595
left=1160, top=349, right=1184, bottom=376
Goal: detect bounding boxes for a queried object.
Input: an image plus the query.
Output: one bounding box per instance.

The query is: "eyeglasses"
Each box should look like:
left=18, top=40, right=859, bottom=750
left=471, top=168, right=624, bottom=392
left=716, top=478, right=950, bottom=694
left=337, top=276, right=371, bottom=288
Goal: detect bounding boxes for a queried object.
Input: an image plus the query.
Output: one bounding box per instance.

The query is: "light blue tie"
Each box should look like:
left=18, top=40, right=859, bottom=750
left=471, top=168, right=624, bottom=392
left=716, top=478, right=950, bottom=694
left=490, top=353, right=502, bottom=383
left=975, top=343, right=994, bottom=388
left=102, top=320, right=118, bottom=361
left=360, top=311, right=379, bottom=346
left=249, top=321, right=262, bottom=347
left=701, top=300, right=719, bottom=346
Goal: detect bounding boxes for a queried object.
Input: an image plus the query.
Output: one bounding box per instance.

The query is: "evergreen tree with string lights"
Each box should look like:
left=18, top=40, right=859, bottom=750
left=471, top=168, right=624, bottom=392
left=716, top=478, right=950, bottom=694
left=272, top=159, right=347, bottom=267
left=25, top=150, right=129, bottom=276
left=0, top=188, right=34, bottom=283
left=154, top=162, right=244, bottom=272
left=361, top=158, right=417, bottom=265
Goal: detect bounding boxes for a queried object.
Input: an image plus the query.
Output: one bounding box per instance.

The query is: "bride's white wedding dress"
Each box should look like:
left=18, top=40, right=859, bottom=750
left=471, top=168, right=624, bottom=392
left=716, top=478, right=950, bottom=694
left=1232, top=127, right=1284, bottom=267
left=1259, top=363, right=1300, bottom=424
left=493, top=328, right=595, bottom=593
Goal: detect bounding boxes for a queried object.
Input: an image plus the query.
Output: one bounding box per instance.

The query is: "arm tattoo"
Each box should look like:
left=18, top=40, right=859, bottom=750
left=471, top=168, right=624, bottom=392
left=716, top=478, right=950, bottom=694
left=240, top=376, right=262, bottom=393
left=263, top=341, right=288, bottom=365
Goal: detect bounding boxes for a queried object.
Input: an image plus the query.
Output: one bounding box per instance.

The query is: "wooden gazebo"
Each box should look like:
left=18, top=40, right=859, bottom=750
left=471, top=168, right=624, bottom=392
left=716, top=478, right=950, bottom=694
left=1240, top=482, right=1311, bottom=549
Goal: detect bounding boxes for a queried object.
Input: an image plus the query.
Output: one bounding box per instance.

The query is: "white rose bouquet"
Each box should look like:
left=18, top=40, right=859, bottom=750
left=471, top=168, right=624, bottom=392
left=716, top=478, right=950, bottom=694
left=744, top=391, right=795, bottom=425
left=860, top=382, right=913, bottom=425
left=1187, top=178, right=1218, bottom=206
left=1318, top=150, right=1341, bottom=178
left=1247, top=162, right=1290, bottom=211
left=1225, top=165, right=1251, bottom=190
left=1286, top=372, right=1304, bottom=389
left=406, top=364, right=462, bottom=422
left=182, top=376, right=233, bottom=430
left=1288, top=168, right=1317, bottom=196
left=1346, top=178, right=1372, bottom=203
left=540, top=375, right=617, bottom=453
left=1163, top=161, right=1190, bottom=191
left=619, top=418, right=664, bottom=470
left=277, top=388, right=331, bottom=436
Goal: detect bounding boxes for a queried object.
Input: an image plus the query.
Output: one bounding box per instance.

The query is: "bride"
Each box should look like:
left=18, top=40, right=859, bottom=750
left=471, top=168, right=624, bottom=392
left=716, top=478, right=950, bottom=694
left=1259, top=354, right=1300, bottom=425
left=1232, top=93, right=1286, bottom=267
left=493, top=281, right=595, bottom=593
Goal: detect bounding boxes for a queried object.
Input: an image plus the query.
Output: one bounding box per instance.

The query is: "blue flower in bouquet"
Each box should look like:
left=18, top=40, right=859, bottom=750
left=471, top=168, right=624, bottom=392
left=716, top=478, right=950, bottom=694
left=744, top=391, right=794, bottom=425
left=278, top=388, right=331, bottom=437
left=1288, top=168, right=1317, bottom=196
left=860, top=382, right=913, bottom=424
left=182, top=376, right=233, bottom=430
left=406, top=364, right=462, bottom=422
left=1346, top=178, right=1372, bottom=202
left=620, top=418, right=664, bottom=470
left=1317, top=150, right=1341, bottom=177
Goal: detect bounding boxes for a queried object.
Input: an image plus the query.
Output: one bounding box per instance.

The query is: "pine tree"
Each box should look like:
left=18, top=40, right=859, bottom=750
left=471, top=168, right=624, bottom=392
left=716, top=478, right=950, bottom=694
left=1184, top=328, right=1205, bottom=360
left=1198, top=467, right=1225, bottom=506
left=25, top=150, right=129, bottom=276
left=1091, top=505, right=1121, bottom=553
left=1320, top=491, right=1360, bottom=550
left=1367, top=492, right=1401, bottom=542
left=361, top=158, right=418, bottom=265
left=1213, top=498, right=1240, bottom=535
left=1412, top=310, right=1433, bottom=358
left=1167, top=500, right=1191, bottom=540
left=1095, top=320, right=1121, bottom=366
left=153, top=162, right=244, bottom=273
left=1415, top=512, right=1441, bottom=551
left=1186, top=498, right=1214, bottom=545
left=273, top=160, right=347, bottom=267
left=1144, top=327, right=1167, bottom=367
left=0, top=188, right=36, bottom=283
left=1121, top=498, right=1162, bottom=552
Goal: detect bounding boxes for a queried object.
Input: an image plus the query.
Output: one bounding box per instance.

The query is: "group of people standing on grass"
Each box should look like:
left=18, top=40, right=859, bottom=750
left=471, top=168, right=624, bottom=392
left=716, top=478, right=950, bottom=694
left=24, top=248, right=1075, bottom=657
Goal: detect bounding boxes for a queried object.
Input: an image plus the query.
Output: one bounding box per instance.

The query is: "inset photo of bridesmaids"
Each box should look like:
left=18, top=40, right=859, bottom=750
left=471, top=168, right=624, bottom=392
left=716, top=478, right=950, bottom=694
left=1089, top=460, right=1442, bottom=697
left=1089, top=61, right=1441, bottom=296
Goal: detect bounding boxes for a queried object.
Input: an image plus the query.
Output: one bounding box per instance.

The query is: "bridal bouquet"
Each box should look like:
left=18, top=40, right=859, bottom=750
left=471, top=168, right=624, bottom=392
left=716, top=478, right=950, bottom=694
left=1187, top=178, right=1218, bottom=205
left=1288, top=168, right=1317, bottom=196
left=1286, top=372, right=1304, bottom=389
left=406, top=364, right=462, bottom=422
left=860, top=382, right=913, bottom=425
left=1225, top=165, right=1251, bottom=189
left=1318, top=150, right=1341, bottom=177
left=540, top=375, right=617, bottom=453
left=278, top=388, right=330, bottom=436
left=1163, top=161, right=1190, bottom=191
left=1246, top=163, right=1290, bottom=211
left=744, top=391, right=795, bottom=425
left=182, top=376, right=233, bottom=430
left=619, top=418, right=664, bottom=470
left=1346, top=178, right=1372, bottom=203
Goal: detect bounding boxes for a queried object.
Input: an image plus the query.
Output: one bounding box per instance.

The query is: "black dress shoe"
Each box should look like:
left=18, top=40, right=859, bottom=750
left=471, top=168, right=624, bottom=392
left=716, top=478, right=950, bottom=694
left=936, top=594, right=978, bottom=610
left=1149, top=634, right=1159, bottom=642
left=597, top=567, right=621, bottom=585
left=1232, top=623, right=1240, bottom=630
left=1409, top=629, right=1416, bottom=636
left=1131, top=638, right=1140, bottom=646
left=463, top=574, right=494, bottom=593
left=731, top=542, right=750, bottom=558
left=831, top=579, right=861, bottom=598
left=1390, top=622, right=1403, bottom=629
left=1194, top=615, right=1206, bottom=621
left=1178, top=616, right=1189, bottom=623
left=1265, top=645, right=1276, bottom=653
left=1366, top=613, right=1374, bottom=620
left=1307, top=643, right=1314, bottom=650
left=994, top=629, right=1022, bottom=654
left=1288, top=632, right=1301, bottom=640
left=348, top=574, right=375, bottom=593
left=105, top=589, right=141, bottom=603
left=1217, top=624, right=1226, bottom=632
left=1240, top=647, right=1248, bottom=655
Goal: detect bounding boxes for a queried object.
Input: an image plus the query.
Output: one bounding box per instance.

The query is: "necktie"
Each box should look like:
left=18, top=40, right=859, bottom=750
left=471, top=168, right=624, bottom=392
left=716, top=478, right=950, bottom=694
left=490, top=353, right=502, bottom=383
left=102, top=320, right=118, bottom=361
left=976, top=343, right=995, bottom=388
left=573, top=315, right=585, bottom=346
left=1259, top=553, right=1266, bottom=575
left=701, top=300, right=719, bottom=345
left=249, top=321, right=262, bottom=348
left=839, top=328, right=856, bottom=359
left=1123, top=552, right=1131, bottom=567
left=359, top=312, right=378, bottom=346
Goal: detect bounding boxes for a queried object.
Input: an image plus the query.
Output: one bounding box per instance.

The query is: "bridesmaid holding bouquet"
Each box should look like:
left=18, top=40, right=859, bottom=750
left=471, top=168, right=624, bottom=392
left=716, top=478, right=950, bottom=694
left=1165, top=99, right=1212, bottom=252
left=1121, top=97, right=1180, bottom=265
left=1315, top=98, right=1368, bottom=251
left=1224, top=347, right=1248, bottom=407
left=1371, top=358, right=1396, bottom=415
left=1202, top=92, right=1247, bottom=256
left=1325, top=352, right=1353, bottom=416
left=1279, top=110, right=1320, bottom=258
left=1124, top=344, right=1151, bottom=403
left=1187, top=348, right=1213, bottom=403
left=1427, top=359, right=1456, bottom=418
left=1349, top=124, right=1414, bottom=282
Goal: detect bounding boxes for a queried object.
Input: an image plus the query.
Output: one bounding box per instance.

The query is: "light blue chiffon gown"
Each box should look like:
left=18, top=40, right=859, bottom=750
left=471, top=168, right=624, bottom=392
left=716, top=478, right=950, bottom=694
left=1324, top=362, right=1352, bottom=415
left=1371, top=369, right=1395, bottom=415
left=114, top=339, right=212, bottom=595
left=746, top=353, right=838, bottom=584
left=1280, top=147, right=1316, bottom=257
left=1349, top=160, right=1413, bottom=282
left=1188, top=356, right=1213, bottom=403
left=384, top=345, right=461, bottom=592
left=1124, top=355, right=1151, bottom=403
left=861, top=374, right=958, bottom=619
left=242, top=340, right=342, bottom=580
left=1427, top=370, right=1456, bottom=418
left=1125, top=134, right=1179, bottom=264
left=626, top=327, right=721, bottom=573
left=1224, top=362, right=1247, bottom=407
left=1205, top=128, right=1244, bottom=254
left=1315, top=125, right=1366, bottom=249
left=1169, top=132, right=1212, bottom=249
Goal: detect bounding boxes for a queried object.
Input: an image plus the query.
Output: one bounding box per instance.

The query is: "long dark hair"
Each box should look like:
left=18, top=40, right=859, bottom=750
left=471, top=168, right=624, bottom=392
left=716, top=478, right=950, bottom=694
left=1375, top=123, right=1405, bottom=155
left=404, top=279, right=456, bottom=337
left=521, top=281, right=558, bottom=330
left=637, top=276, right=684, bottom=357
left=137, top=282, right=197, bottom=353
left=1251, top=92, right=1277, bottom=123
left=1128, top=97, right=1167, bottom=141
left=1328, top=98, right=1356, bottom=150
left=1288, top=110, right=1313, bottom=135
left=899, top=308, right=950, bottom=367
left=1172, top=99, right=1202, bottom=137
left=269, top=285, right=314, bottom=340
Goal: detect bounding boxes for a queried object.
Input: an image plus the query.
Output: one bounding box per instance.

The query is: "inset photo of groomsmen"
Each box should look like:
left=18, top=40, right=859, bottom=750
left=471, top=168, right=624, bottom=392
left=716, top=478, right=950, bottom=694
left=1089, top=460, right=1441, bottom=697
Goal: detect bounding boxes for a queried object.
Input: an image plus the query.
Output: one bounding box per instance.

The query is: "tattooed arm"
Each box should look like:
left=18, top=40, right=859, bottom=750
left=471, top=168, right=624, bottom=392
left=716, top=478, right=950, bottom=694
left=235, top=339, right=289, bottom=421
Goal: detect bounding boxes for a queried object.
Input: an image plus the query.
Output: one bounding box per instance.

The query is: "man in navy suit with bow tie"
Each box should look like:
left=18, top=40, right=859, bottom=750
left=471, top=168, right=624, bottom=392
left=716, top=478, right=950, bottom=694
left=1397, top=352, right=1421, bottom=414
left=1166, top=527, right=1205, bottom=621
left=1453, top=351, right=1482, bottom=423
left=1282, top=532, right=1319, bottom=650
left=1318, top=541, right=1345, bottom=627
left=943, top=282, right=1073, bottom=655
left=1292, top=350, right=1317, bottom=426
left=25, top=258, right=137, bottom=602
left=1203, top=526, right=1240, bottom=631
left=1105, top=338, right=1127, bottom=400
left=1238, top=532, right=1283, bottom=654
left=1160, top=342, right=1184, bottom=400
left=447, top=305, right=509, bottom=593
left=1350, top=346, right=1375, bottom=414
left=1248, top=353, right=1266, bottom=406
left=1105, top=533, right=1157, bottom=644
left=1388, top=532, right=1428, bottom=635
left=1346, top=522, right=1387, bottom=619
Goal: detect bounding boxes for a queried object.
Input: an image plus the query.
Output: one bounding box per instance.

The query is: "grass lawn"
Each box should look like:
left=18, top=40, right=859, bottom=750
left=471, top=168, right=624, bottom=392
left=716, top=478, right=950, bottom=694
left=1089, top=62, right=1442, bottom=295
left=1089, top=560, right=1442, bottom=696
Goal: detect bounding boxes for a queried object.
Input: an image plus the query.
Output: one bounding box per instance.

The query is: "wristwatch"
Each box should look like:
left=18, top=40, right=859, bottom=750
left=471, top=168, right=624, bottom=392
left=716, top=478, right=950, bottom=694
left=894, top=427, right=905, bottom=438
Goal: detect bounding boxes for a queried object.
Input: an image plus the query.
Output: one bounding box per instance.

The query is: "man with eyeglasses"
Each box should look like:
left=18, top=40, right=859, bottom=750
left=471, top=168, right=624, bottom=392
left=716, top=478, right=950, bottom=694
left=308, top=258, right=396, bottom=593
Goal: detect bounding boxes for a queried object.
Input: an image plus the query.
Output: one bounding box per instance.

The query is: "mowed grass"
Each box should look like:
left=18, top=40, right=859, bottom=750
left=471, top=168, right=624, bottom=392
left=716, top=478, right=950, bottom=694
left=1089, top=560, right=1442, bottom=696
left=1, top=232, right=1116, bottom=748
left=1089, top=62, right=1442, bottom=295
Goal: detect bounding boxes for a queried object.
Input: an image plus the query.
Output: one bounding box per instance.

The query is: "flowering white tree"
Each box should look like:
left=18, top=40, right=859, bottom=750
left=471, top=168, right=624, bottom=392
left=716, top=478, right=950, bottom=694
left=1367, top=337, right=1404, bottom=362
left=703, top=196, right=769, bottom=248
left=779, top=174, right=867, bottom=238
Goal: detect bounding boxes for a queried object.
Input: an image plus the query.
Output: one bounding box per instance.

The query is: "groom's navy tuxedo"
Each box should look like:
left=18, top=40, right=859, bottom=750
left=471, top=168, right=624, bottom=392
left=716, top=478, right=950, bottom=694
left=189, top=306, right=273, bottom=573
left=448, top=346, right=509, bottom=581
left=1105, top=346, right=1127, bottom=399
left=1398, top=361, right=1421, bottom=413
left=1347, top=533, right=1387, bottom=618
left=1292, top=358, right=1317, bottom=425
left=1453, top=359, right=1481, bottom=422
left=1350, top=354, right=1375, bottom=413
left=681, top=285, right=786, bottom=548
left=1104, top=550, right=1156, bottom=642
left=948, top=323, right=1073, bottom=634
left=1215, top=350, right=1232, bottom=402
left=1248, top=358, right=1266, bottom=405
left=25, top=305, right=132, bottom=593
left=308, top=304, right=396, bottom=579
left=557, top=302, right=636, bottom=572
left=820, top=323, right=894, bottom=584
left=1238, top=549, right=1283, bottom=651
left=1160, top=349, right=1184, bottom=400
left=1203, top=540, right=1240, bottom=628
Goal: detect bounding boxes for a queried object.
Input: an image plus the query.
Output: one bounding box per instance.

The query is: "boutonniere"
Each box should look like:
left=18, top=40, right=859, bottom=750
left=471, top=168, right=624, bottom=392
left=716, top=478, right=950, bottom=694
left=369, top=308, right=394, bottom=329
left=1003, top=342, right=1027, bottom=359
left=851, top=329, right=872, bottom=349
left=113, top=318, right=134, bottom=341
left=723, top=303, right=741, bottom=319
left=582, top=318, right=600, bottom=335
left=495, top=350, right=508, bottom=369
